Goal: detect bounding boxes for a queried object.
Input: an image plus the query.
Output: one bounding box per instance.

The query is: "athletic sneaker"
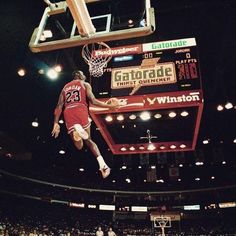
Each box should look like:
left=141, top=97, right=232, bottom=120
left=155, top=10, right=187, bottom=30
left=100, top=166, right=111, bottom=178
left=73, top=124, right=89, bottom=140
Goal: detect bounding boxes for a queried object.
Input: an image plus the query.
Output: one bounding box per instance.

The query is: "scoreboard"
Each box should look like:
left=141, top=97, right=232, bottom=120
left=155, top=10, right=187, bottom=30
left=91, top=38, right=202, bottom=98
left=89, top=38, right=203, bottom=154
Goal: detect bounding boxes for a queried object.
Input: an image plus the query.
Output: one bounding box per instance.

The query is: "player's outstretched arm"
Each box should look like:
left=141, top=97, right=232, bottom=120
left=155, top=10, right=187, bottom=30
left=85, top=82, right=119, bottom=109
left=51, top=91, right=64, bottom=138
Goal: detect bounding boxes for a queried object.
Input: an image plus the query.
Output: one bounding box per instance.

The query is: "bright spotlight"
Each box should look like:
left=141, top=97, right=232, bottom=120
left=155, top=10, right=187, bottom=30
left=17, top=68, right=26, bottom=77
left=117, top=115, right=124, bottom=121
left=54, top=65, right=62, bottom=72
left=47, top=69, right=58, bottom=80
left=203, top=139, right=209, bottom=144
left=105, top=115, right=113, bottom=122
left=129, top=114, right=136, bottom=120
left=140, top=111, right=151, bottom=121
left=129, top=146, right=135, bottom=151
left=217, top=105, right=224, bottom=111
left=147, top=143, right=156, bottom=151
left=59, top=150, right=65, bottom=154
left=225, top=102, right=233, bottom=109
left=180, top=111, right=189, bottom=117
left=169, top=112, right=176, bottom=118
left=32, top=120, right=39, bottom=127
left=120, top=147, right=127, bottom=151
left=154, top=113, right=162, bottom=119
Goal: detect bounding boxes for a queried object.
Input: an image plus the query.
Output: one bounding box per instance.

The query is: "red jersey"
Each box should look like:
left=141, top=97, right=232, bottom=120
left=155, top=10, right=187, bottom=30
left=62, top=80, right=87, bottom=109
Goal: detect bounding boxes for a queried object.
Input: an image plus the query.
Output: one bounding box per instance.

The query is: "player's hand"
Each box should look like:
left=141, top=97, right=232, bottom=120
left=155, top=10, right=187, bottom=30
left=51, top=123, right=60, bottom=138
left=107, top=98, right=120, bottom=110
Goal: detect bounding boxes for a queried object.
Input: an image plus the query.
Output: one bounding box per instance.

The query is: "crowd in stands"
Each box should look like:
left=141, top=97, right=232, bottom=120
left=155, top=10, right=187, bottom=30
left=1, top=194, right=236, bottom=236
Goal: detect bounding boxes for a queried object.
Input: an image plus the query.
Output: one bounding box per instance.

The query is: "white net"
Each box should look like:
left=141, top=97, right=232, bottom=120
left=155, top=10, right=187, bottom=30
left=82, top=42, right=112, bottom=77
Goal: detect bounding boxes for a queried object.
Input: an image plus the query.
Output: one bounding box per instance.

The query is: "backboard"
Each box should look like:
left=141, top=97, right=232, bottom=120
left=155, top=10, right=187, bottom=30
left=29, top=0, right=155, bottom=52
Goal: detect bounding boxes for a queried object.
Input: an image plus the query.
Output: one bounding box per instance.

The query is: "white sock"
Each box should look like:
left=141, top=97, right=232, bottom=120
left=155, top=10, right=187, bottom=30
left=97, top=155, right=108, bottom=169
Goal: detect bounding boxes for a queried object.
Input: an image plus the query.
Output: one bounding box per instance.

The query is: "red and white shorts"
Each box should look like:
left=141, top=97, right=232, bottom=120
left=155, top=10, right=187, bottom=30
left=63, top=105, right=91, bottom=134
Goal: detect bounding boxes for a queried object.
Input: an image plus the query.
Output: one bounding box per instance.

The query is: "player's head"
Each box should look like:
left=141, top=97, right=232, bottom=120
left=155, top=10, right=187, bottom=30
left=72, top=70, right=86, bottom=81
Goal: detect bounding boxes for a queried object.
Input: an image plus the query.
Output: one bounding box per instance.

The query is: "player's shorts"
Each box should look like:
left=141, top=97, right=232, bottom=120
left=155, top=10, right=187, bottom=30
left=63, top=105, right=91, bottom=134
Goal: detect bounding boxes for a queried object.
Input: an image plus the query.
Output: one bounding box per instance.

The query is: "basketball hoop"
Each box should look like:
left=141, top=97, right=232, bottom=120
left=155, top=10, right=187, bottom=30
left=154, top=216, right=171, bottom=236
left=82, top=42, right=112, bottom=77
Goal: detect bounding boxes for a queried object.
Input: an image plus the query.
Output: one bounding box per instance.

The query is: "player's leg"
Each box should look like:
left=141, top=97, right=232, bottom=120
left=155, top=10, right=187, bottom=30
left=84, top=126, right=110, bottom=178
left=69, top=132, right=84, bottom=150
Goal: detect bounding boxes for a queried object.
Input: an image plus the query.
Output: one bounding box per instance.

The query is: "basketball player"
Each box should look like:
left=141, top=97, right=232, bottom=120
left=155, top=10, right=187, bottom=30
left=51, top=70, right=119, bottom=178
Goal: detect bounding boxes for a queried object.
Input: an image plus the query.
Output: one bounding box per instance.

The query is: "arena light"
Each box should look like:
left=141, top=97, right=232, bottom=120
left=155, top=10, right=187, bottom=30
left=139, top=145, right=145, bottom=150
left=180, top=144, right=186, bottom=149
left=112, top=180, right=116, bottom=183
left=178, top=178, right=181, bottom=182
left=233, top=138, right=236, bottom=144
left=59, top=119, right=64, bottom=124
left=129, top=114, right=136, bottom=120
left=17, top=68, right=26, bottom=77
left=195, top=161, right=204, bottom=166
left=105, top=115, right=113, bottom=122
left=222, top=161, right=226, bottom=165
left=138, top=166, right=142, bottom=169
left=125, top=178, right=131, bottom=183
left=154, top=113, right=162, bottom=119
left=140, top=111, right=151, bottom=121
left=169, top=112, right=177, bottom=118
left=120, top=147, right=127, bottom=151
left=47, top=68, right=58, bottom=80
left=151, top=165, right=156, bottom=169
left=59, top=150, right=65, bottom=154
left=54, top=64, right=62, bottom=72
left=179, top=164, right=183, bottom=167
left=225, top=102, right=233, bottom=109
left=170, top=145, right=176, bottom=149
left=211, top=176, right=215, bottom=180
left=129, top=146, right=135, bottom=151
left=117, top=114, right=124, bottom=121
left=32, top=119, right=39, bottom=127
left=180, top=111, right=189, bottom=117
left=160, top=145, right=165, bottom=150
left=38, top=69, right=44, bottom=74
left=217, top=104, right=224, bottom=111
left=147, top=143, right=156, bottom=151
left=203, top=139, right=209, bottom=144
left=79, top=168, right=85, bottom=172
left=195, top=177, right=200, bottom=181
left=121, top=165, right=127, bottom=170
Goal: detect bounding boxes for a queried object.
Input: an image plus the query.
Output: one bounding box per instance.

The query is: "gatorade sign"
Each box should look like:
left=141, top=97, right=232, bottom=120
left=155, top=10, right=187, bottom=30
left=143, top=38, right=196, bottom=52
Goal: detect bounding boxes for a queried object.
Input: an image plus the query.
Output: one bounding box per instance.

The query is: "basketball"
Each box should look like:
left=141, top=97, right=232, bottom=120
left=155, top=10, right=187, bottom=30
left=107, top=97, right=120, bottom=106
